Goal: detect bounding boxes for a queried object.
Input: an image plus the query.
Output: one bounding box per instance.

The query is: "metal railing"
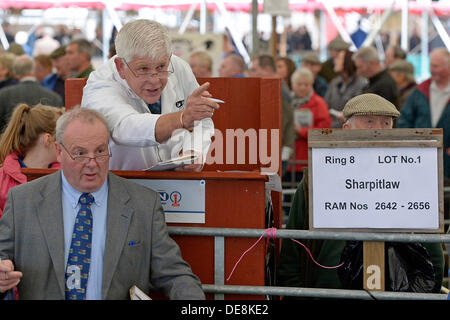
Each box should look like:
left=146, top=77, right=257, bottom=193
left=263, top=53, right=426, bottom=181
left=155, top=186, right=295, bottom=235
left=168, top=226, right=450, bottom=300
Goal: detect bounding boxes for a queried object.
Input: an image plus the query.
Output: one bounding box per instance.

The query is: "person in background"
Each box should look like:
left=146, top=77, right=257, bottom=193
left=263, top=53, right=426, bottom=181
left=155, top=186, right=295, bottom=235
left=388, top=60, right=416, bottom=110
left=49, top=45, right=71, bottom=102
left=324, top=49, right=367, bottom=128
left=33, top=26, right=60, bottom=57
left=0, top=103, right=64, bottom=217
left=0, top=55, right=63, bottom=132
left=66, top=38, right=94, bottom=79
left=218, top=53, right=246, bottom=78
left=0, top=107, right=205, bottom=300
left=34, top=54, right=55, bottom=90
left=81, top=19, right=218, bottom=171
left=0, top=53, right=17, bottom=90
left=318, top=37, right=350, bottom=83
left=277, top=93, right=444, bottom=294
left=189, top=51, right=212, bottom=78
left=301, top=52, right=328, bottom=97
left=384, top=45, right=407, bottom=68
left=353, top=46, right=399, bottom=108
left=7, top=43, right=25, bottom=56
left=398, top=47, right=449, bottom=181
left=249, top=54, right=295, bottom=175
left=288, top=68, right=331, bottom=182
left=276, top=56, right=296, bottom=91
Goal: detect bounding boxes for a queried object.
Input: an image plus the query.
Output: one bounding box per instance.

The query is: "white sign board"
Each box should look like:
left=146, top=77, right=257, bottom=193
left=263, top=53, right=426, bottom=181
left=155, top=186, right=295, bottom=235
left=131, top=179, right=205, bottom=224
left=311, top=147, right=440, bottom=230
left=264, top=0, right=291, bottom=17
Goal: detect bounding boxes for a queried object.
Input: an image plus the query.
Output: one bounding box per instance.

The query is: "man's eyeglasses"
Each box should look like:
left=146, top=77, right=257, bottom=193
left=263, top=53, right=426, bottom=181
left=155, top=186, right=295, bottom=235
left=60, top=143, right=111, bottom=164
left=123, top=55, right=174, bottom=80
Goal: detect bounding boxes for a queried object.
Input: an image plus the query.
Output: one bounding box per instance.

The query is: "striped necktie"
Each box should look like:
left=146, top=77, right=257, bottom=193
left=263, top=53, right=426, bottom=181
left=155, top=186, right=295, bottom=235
left=65, top=193, right=94, bottom=300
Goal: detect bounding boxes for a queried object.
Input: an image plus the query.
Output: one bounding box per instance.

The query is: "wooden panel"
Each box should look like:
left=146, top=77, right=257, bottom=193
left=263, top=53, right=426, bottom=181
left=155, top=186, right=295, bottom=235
left=65, top=78, right=87, bottom=109
left=22, top=168, right=268, bottom=299
left=363, top=241, right=385, bottom=291
left=63, top=76, right=284, bottom=297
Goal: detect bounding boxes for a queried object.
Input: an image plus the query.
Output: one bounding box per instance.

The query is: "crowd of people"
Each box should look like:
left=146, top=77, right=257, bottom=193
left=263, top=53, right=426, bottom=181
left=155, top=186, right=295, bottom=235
left=0, top=18, right=448, bottom=300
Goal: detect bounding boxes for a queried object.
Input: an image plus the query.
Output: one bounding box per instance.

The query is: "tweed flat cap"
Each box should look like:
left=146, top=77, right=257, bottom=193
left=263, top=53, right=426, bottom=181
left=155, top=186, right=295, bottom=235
left=389, top=60, right=415, bottom=82
left=302, top=52, right=321, bottom=65
left=389, top=60, right=414, bottom=75
left=343, top=93, right=400, bottom=121
left=328, top=38, right=350, bottom=51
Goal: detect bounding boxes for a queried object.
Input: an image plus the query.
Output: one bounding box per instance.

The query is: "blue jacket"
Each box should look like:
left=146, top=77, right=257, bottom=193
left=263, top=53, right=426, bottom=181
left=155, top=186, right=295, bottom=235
left=397, top=79, right=450, bottom=179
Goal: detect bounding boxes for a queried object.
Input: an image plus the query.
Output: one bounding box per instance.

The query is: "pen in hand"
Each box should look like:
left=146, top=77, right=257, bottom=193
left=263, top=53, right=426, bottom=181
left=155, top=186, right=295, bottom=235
left=207, top=98, right=225, bottom=104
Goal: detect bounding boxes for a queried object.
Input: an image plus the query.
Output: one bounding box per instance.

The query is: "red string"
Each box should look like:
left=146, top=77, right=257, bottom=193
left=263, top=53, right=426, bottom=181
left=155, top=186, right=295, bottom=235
left=226, top=228, right=343, bottom=282
left=226, top=228, right=276, bottom=282
left=290, top=238, right=344, bottom=269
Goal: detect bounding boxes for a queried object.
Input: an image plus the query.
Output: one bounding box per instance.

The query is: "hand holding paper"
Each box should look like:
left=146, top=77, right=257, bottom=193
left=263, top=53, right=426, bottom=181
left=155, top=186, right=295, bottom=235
left=146, top=153, right=199, bottom=171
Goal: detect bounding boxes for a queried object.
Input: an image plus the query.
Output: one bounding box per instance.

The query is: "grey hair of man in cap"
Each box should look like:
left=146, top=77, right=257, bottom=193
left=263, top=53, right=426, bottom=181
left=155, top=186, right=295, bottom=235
left=342, top=93, right=400, bottom=130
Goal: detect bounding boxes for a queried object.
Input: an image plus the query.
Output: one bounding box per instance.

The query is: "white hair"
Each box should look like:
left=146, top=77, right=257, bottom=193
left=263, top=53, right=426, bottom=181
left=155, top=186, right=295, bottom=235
left=291, top=67, right=314, bottom=85
left=115, top=19, right=171, bottom=62
left=56, top=107, right=109, bottom=144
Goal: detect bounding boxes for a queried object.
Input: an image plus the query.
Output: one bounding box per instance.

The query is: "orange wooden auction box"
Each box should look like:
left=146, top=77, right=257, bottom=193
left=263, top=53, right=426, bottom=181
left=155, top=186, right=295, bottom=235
left=27, top=76, right=282, bottom=299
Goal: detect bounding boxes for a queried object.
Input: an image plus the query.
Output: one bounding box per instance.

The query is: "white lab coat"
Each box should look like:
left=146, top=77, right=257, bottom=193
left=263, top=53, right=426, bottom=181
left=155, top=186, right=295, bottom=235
left=81, top=55, right=214, bottom=170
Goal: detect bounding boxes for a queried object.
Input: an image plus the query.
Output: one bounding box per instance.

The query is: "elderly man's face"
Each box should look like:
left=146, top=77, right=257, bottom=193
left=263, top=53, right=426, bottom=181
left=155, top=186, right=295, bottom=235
left=343, top=115, right=393, bottom=130
left=115, top=55, right=170, bottom=104
left=56, top=118, right=110, bottom=193
left=430, top=51, right=450, bottom=85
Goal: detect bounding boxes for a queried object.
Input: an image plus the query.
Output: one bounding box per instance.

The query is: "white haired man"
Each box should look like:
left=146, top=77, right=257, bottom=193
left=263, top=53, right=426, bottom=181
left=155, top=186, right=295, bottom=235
left=82, top=19, right=218, bottom=171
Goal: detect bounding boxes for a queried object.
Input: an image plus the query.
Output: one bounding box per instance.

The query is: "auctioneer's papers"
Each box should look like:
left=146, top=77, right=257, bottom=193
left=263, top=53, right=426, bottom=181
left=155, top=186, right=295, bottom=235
left=130, top=285, right=151, bottom=300
left=145, top=154, right=198, bottom=171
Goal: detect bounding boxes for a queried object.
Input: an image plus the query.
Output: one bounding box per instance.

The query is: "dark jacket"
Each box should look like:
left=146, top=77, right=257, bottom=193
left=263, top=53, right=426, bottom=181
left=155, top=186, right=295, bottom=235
left=0, top=80, right=63, bottom=132
left=397, top=79, right=450, bottom=179
left=363, top=68, right=399, bottom=109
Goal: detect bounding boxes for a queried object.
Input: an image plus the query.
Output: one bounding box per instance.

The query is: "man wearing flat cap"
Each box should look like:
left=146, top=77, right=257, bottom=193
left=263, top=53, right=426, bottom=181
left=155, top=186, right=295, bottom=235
left=388, top=60, right=416, bottom=110
left=319, top=37, right=351, bottom=83
left=277, top=93, right=444, bottom=293
left=301, top=52, right=328, bottom=97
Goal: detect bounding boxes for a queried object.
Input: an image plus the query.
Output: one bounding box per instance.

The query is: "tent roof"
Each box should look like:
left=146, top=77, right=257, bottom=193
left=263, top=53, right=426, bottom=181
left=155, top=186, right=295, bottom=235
left=0, top=0, right=449, bottom=16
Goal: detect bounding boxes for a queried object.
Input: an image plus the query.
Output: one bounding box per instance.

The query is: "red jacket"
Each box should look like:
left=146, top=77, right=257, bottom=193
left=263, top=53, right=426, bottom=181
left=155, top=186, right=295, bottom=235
left=291, top=92, right=331, bottom=172
left=0, top=153, right=60, bottom=218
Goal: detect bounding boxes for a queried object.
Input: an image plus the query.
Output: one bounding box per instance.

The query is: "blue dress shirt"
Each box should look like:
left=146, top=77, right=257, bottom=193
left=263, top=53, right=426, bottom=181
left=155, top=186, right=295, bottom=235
left=61, top=173, right=108, bottom=300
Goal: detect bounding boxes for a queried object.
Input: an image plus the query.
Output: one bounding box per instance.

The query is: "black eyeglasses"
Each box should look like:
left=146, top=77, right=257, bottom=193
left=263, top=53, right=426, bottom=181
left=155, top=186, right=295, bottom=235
left=123, top=55, right=174, bottom=80
left=60, top=143, right=111, bottom=164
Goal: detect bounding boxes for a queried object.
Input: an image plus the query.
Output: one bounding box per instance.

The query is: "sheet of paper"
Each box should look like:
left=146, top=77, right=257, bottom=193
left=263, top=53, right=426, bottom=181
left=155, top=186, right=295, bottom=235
left=145, top=154, right=198, bottom=171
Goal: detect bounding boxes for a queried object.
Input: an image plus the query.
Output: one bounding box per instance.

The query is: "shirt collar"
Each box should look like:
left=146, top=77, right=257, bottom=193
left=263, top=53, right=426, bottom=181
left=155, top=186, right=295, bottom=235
left=61, top=171, right=108, bottom=209
left=430, top=80, right=450, bottom=94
